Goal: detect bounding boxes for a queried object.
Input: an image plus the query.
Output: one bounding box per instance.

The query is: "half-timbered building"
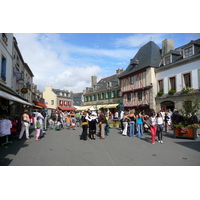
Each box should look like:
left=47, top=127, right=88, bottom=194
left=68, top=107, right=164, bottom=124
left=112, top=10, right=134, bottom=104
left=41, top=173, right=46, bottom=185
left=118, top=41, right=162, bottom=113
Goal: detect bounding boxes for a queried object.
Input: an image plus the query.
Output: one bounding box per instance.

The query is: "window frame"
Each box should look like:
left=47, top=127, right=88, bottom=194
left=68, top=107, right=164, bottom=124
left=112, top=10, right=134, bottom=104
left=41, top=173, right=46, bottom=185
left=169, top=76, right=176, bottom=91
left=183, top=72, right=192, bottom=88
left=158, top=79, right=164, bottom=93
left=138, top=91, right=142, bottom=100
left=183, top=45, right=193, bottom=58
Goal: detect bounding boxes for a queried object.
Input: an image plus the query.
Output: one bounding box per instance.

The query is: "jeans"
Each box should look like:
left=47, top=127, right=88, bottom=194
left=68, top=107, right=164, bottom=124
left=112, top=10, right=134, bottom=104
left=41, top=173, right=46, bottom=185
left=129, top=121, right=135, bottom=137
left=137, top=123, right=143, bottom=138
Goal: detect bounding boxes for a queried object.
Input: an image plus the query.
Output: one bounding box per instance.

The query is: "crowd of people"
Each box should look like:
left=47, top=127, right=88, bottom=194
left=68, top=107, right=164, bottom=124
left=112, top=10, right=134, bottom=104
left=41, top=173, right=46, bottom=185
left=18, top=107, right=199, bottom=143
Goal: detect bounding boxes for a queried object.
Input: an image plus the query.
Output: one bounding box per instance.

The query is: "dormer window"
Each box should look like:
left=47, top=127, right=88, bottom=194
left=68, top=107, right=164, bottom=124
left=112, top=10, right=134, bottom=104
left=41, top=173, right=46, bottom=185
left=183, top=46, right=193, bottom=58
left=164, top=55, right=171, bottom=65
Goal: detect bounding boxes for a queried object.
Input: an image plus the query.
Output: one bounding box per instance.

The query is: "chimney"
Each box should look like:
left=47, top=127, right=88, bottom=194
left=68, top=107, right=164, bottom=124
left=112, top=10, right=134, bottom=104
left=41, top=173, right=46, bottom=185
left=116, top=68, right=124, bottom=75
left=91, top=75, right=97, bottom=87
left=162, top=38, right=174, bottom=56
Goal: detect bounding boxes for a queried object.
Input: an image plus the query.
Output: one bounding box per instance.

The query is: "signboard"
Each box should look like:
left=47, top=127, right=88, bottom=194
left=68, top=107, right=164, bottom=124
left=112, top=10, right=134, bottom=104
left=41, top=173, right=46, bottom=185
left=21, top=88, right=28, bottom=94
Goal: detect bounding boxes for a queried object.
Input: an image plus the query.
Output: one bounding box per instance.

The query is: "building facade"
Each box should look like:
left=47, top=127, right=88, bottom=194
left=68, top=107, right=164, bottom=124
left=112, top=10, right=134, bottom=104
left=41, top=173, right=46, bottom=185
left=43, top=86, right=74, bottom=111
left=155, top=38, right=200, bottom=115
left=118, top=41, right=162, bottom=113
left=82, top=69, right=124, bottom=112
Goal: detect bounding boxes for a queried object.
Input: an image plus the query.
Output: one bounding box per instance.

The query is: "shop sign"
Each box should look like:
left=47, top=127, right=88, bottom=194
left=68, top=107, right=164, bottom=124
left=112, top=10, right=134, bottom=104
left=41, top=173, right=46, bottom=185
left=21, top=88, right=28, bottom=94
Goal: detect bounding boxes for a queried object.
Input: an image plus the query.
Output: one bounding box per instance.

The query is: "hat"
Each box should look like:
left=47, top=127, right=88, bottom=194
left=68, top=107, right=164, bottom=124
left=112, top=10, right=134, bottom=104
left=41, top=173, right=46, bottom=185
left=37, top=116, right=41, bottom=120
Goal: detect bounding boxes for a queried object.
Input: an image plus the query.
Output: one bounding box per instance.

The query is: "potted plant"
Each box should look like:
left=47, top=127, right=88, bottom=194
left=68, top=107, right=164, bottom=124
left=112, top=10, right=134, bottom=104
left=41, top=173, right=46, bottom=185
left=157, top=91, right=163, bottom=97
left=172, top=97, right=200, bottom=139
left=168, top=89, right=176, bottom=95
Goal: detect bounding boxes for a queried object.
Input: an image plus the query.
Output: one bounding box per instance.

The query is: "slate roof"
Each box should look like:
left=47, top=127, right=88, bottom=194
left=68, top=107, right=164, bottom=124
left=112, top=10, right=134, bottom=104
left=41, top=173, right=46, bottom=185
left=85, top=74, right=120, bottom=94
left=159, top=38, right=200, bottom=68
left=118, top=41, right=162, bottom=78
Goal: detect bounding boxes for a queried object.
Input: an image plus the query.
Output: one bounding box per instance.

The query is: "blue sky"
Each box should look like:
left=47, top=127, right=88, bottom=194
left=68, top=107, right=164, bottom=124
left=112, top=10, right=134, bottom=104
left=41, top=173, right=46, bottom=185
left=14, top=33, right=200, bottom=93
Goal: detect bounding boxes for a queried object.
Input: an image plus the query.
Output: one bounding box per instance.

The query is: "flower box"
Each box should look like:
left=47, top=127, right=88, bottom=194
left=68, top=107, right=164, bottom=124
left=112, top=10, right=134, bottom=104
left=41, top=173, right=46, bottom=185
left=174, top=128, right=197, bottom=140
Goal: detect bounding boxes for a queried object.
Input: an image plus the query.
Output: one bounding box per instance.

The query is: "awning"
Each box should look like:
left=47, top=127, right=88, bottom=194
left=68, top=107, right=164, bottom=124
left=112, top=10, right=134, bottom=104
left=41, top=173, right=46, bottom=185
left=58, top=106, right=76, bottom=111
left=33, top=100, right=47, bottom=108
left=76, top=106, right=90, bottom=111
left=33, top=105, right=43, bottom=109
left=103, top=104, right=119, bottom=109
left=96, top=105, right=105, bottom=109
left=0, top=90, right=34, bottom=106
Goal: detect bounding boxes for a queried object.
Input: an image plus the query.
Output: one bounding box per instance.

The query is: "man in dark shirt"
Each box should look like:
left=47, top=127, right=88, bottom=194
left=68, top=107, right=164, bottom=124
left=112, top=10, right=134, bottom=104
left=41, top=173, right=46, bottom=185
left=97, top=110, right=106, bottom=139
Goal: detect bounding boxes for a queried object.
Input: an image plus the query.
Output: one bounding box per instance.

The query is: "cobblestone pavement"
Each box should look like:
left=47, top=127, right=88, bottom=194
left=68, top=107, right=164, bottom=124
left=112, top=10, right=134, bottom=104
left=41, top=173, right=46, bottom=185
left=0, top=127, right=200, bottom=166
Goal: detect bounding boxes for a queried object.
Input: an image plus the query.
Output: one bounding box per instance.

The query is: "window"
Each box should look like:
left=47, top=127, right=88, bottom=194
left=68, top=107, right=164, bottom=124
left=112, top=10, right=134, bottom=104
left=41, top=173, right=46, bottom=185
left=127, top=93, right=131, bottom=101
left=101, top=93, right=104, bottom=99
left=130, top=76, right=135, bottom=84
left=158, top=80, right=163, bottom=92
left=183, top=73, right=191, bottom=88
left=184, top=46, right=193, bottom=58
left=169, top=77, right=176, bottom=90
left=51, top=100, right=54, bottom=105
left=59, top=92, right=62, bottom=96
left=138, top=92, right=142, bottom=100
left=2, top=33, right=8, bottom=44
left=1, top=55, right=6, bottom=81
left=112, top=91, right=115, bottom=98
left=164, top=55, right=170, bottom=65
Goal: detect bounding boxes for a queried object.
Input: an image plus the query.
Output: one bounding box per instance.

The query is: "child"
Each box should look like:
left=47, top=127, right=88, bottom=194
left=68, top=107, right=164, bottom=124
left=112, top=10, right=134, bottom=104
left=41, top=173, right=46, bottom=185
left=55, top=119, right=61, bottom=131
left=35, top=116, right=41, bottom=141
left=71, top=117, right=76, bottom=130
left=66, top=115, right=71, bottom=129
left=48, top=117, right=54, bottom=129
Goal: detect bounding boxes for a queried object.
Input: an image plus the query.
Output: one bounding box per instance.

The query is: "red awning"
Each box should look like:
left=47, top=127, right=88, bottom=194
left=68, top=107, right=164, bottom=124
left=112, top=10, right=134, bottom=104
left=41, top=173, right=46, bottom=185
left=58, top=106, right=76, bottom=111
left=33, top=100, right=47, bottom=108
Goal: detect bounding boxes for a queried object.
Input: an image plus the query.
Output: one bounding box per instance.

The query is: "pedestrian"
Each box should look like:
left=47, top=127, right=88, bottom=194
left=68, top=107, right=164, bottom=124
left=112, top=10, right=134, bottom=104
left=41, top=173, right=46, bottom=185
left=135, top=111, right=144, bottom=138
left=80, top=111, right=88, bottom=141
left=128, top=109, right=136, bottom=137
left=119, top=109, right=124, bottom=132
left=35, top=116, right=41, bottom=141
left=164, top=112, right=170, bottom=133
left=55, top=119, right=61, bottom=131
left=157, top=112, right=164, bottom=143
left=88, top=112, right=98, bottom=140
left=105, top=113, right=110, bottom=136
left=19, top=109, right=30, bottom=140
left=148, top=112, right=157, bottom=144
left=37, top=110, right=45, bottom=138
left=114, top=111, right=118, bottom=119
left=48, top=117, right=54, bottom=129
left=122, top=111, right=130, bottom=136
left=97, top=110, right=106, bottom=139
left=66, top=115, right=71, bottom=129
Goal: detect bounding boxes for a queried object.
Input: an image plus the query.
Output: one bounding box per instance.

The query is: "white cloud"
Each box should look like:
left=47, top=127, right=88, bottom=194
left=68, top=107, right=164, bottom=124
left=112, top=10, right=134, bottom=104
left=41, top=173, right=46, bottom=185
left=13, top=33, right=117, bottom=92
left=114, top=33, right=167, bottom=48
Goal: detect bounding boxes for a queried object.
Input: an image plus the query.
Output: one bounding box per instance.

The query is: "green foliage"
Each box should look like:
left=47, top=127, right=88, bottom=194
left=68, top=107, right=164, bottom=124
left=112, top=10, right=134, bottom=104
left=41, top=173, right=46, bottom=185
left=157, top=92, right=163, bottom=96
left=168, top=90, right=176, bottom=95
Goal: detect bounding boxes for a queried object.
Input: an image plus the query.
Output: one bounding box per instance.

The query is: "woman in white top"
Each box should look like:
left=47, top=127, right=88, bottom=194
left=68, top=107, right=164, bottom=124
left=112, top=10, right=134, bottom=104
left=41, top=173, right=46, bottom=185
left=148, top=112, right=157, bottom=144
left=156, top=112, right=164, bottom=143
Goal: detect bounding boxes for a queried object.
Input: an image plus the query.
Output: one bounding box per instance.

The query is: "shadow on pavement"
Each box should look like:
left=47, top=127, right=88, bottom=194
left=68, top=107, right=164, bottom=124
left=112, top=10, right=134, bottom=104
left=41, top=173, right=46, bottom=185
left=0, top=130, right=34, bottom=166
left=174, top=141, right=200, bottom=152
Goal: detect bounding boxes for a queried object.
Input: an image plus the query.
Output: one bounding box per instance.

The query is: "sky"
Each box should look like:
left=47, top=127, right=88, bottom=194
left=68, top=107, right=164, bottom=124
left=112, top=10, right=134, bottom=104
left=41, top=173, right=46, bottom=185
left=14, top=33, right=200, bottom=93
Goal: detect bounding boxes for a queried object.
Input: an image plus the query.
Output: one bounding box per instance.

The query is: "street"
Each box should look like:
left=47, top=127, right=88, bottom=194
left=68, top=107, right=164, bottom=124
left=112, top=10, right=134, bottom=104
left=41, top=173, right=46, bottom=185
left=0, top=126, right=200, bottom=166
